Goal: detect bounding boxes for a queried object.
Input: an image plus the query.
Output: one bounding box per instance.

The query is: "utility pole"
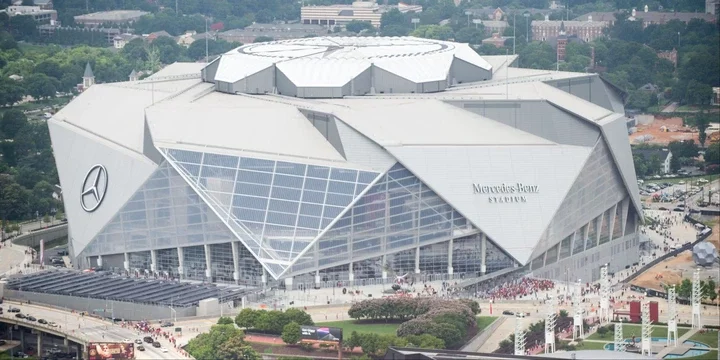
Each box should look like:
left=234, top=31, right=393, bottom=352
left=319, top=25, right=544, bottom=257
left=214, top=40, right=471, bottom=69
left=175, top=0, right=178, bottom=14
left=513, top=12, right=516, bottom=55
left=205, top=17, right=209, bottom=63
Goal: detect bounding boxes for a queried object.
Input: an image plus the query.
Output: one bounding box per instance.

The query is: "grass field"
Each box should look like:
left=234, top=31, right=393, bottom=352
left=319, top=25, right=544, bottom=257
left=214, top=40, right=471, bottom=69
left=476, top=316, right=498, bottom=332
left=315, top=320, right=400, bottom=336
left=586, top=324, right=690, bottom=341
left=683, top=350, right=718, bottom=359
left=316, top=316, right=498, bottom=337
left=689, top=330, right=720, bottom=348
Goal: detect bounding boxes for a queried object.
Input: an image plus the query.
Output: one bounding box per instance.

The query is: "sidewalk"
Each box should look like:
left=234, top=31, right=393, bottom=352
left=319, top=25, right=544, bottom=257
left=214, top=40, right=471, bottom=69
left=0, top=241, right=34, bottom=276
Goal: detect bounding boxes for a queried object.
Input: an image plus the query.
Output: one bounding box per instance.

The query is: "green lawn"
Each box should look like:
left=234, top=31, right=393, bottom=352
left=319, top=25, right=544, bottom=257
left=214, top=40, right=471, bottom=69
left=586, top=324, right=690, bottom=341
left=315, top=320, right=400, bottom=336
left=689, top=330, right=720, bottom=348
left=477, top=316, right=498, bottom=332
left=683, top=350, right=718, bottom=360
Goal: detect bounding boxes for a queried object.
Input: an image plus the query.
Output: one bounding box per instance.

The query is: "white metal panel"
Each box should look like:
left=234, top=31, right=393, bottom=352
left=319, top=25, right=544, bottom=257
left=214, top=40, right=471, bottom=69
left=388, top=144, right=591, bottom=264
left=373, top=51, right=454, bottom=83
left=212, top=53, right=275, bottom=83
left=276, top=58, right=370, bottom=87
left=600, top=115, right=643, bottom=217
left=146, top=96, right=347, bottom=162
left=333, top=117, right=396, bottom=171
left=48, top=119, right=158, bottom=257
left=52, top=84, right=175, bottom=154
left=453, top=43, right=493, bottom=71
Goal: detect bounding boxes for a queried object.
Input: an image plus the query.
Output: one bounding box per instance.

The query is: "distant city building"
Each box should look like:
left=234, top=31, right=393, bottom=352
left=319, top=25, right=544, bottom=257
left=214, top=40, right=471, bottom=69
left=467, top=7, right=552, bottom=20
left=79, top=62, right=95, bottom=92
left=656, top=48, right=677, bottom=68
left=549, top=0, right=565, bottom=10
left=128, top=70, right=139, bottom=82
left=481, top=32, right=510, bottom=47
left=145, top=30, right=171, bottom=43
left=301, top=0, right=422, bottom=28
left=533, top=15, right=607, bottom=42
left=712, top=87, right=720, bottom=105
left=575, top=9, right=716, bottom=27
left=39, top=25, right=122, bottom=45
left=707, top=0, right=719, bottom=14
left=74, top=10, right=148, bottom=27
left=11, top=0, right=52, bottom=9
left=217, top=23, right=327, bottom=44
left=0, top=6, right=57, bottom=23
left=113, top=33, right=140, bottom=49
left=477, top=20, right=508, bottom=34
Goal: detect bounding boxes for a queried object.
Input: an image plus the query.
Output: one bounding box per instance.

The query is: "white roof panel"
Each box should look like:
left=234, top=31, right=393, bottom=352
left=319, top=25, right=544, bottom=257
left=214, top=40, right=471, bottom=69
left=277, top=58, right=370, bottom=87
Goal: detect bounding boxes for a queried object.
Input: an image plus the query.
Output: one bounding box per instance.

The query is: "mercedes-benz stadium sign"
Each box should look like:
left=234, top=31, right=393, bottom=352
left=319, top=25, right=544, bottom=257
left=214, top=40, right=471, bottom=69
left=473, top=183, right=540, bottom=203
left=81, top=164, right=108, bottom=212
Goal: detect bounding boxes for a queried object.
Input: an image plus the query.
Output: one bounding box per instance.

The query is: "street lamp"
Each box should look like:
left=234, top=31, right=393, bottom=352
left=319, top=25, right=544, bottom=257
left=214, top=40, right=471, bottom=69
left=524, top=13, right=530, bottom=41
left=411, top=18, right=419, bottom=30
left=465, top=11, right=472, bottom=27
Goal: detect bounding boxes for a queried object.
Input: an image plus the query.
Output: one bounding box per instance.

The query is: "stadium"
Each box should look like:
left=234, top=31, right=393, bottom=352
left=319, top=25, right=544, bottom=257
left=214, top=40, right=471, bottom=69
left=48, top=36, right=642, bottom=289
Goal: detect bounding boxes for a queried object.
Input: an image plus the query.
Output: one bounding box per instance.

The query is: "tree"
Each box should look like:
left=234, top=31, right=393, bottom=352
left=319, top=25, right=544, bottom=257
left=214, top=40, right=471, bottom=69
left=695, top=112, right=711, bottom=147
left=454, top=27, right=485, bottom=45
left=283, top=308, right=313, bottom=326
left=678, top=278, right=693, bottom=299
left=705, top=141, right=720, bottom=168
left=216, top=334, right=261, bottom=360
left=345, top=20, right=375, bottom=34
left=281, top=321, right=301, bottom=345
left=217, top=317, right=234, bottom=325
left=702, top=279, right=717, bottom=302
left=185, top=324, right=245, bottom=360
left=151, top=36, right=184, bottom=64
left=0, top=77, right=24, bottom=107
left=597, top=326, right=608, bottom=338
left=411, top=25, right=454, bottom=41
left=404, top=334, right=445, bottom=349
left=0, top=109, right=27, bottom=139
left=234, top=308, right=258, bottom=329
left=23, top=73, right=59, bottom=100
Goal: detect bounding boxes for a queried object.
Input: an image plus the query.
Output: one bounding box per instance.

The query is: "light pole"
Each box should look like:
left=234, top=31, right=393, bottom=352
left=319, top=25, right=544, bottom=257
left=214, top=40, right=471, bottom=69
left=524, top=13, right=530, bottom=42
left=513, top=13, right=516, bottom=55
left=465, top=11, right=472, bottom=27
left=411, top=18, right=419, bottom=30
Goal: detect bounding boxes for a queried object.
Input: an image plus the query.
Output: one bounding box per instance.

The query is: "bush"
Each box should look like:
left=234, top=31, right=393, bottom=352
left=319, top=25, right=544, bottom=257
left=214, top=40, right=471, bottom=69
left=217, top=317, right=234, bottom=325
left=459, top=299, right=480, bottom=315
left=597, top=326, right=608, bottom=338
left=281, top=321, right=301, bottom=345
left=404, top=334, right=445, bottom=349
left=234, top=308, right=313, bottom=335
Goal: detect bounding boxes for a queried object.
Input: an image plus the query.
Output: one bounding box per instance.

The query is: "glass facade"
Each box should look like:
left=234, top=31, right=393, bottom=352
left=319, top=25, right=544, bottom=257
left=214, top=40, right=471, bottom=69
left=156, top=248, right=179, bottom=277
left=611, top=204, right=623, bottom=240
left=585, top=216, right=598, bottom=250
left=84, top=162, right=236, bottom=256
left=163, top=148, right=378, bottom=277
left=209, top=243, right=234, bottom=283
left=288, top=163, right=477, bottom=275
left=452, top=235, right=484, bottom=275
left=183, top=245, right=206, bottom=281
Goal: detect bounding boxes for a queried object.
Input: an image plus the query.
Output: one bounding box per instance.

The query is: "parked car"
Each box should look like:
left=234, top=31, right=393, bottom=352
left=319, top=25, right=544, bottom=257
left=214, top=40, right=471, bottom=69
left=0, top=340, right=6, bottom=346
left=502, top=310, right=514, bottom=316
left=161, top=321, right=174, bottom=327
left=15, top=313, right=25, bottom=319
left=161, top=347, right=168, bottom=353
left=134, top=339, right=142, bottom=344
left=26, top=316, right=37, bottom=321
left=48, top=321, right=58, bottom=327
left=38, top=318, right=48, bottom=324
left=8, top=307, right=21, bottom=313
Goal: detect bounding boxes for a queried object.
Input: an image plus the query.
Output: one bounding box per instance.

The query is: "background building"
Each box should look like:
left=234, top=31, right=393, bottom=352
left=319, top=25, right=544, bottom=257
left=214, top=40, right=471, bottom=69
left=533, top=16, right=607, bottom=42
left=576, top=9, right=716, bottom=27
left=48, top=37, right=641, bottom=289
left=74, top=10, right=148, bottom=27
left=633, top=148, right=672, bottom=174
left=217, top=23, right=326, bottom=44
left=301, top=0, right=422, bottom=28
left=0, top=6, right=57, bottom=23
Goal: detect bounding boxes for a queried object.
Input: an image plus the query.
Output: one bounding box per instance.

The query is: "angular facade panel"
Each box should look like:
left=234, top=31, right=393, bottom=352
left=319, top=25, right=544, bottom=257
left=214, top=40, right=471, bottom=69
left=162, top=147, right=378, bottom=277
left=81, top=162, right=237, bottom=257
left=288, top=163, right=479, bottom=275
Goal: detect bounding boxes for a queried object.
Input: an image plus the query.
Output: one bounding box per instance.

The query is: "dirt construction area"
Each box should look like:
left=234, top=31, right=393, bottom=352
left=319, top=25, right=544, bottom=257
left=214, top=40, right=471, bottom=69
left=630, top=117, right=699, bottom=145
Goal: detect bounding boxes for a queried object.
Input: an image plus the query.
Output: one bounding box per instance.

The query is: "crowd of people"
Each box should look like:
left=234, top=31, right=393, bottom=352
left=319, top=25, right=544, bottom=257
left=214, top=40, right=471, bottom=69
left=474, top=276, right=556, bottom=301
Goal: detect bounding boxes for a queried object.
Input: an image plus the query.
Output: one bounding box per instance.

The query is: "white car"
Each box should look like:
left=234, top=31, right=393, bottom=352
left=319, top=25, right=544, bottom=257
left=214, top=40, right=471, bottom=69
left=48, top=322, right=58, bottom=327
left=123, top=339, right=131, bottom=343
left=161, top=347, right=168, bottom=353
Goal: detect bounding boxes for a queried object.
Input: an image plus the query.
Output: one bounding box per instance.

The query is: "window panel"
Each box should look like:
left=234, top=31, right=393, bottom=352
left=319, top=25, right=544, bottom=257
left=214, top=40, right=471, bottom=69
left=325, top=193, right=352, bottom=207
left=304, top=178, right=327, bottom=192
left=232, top=207, right=266, bottom=222
left=268, top=199, right=299, bottom=214
left=275, top=161, right=306, bottom=176
left=300, top=203, right=323, bottom=217
left=273, top=174, right=304, bottom=189
left=328, top=180, right=355, bottom=195
left=203, top=153, right=238, bottom=169
left=358, top=171, right=377, bottom=184
left=302, top=190, right=326, bottom=204
left=297, top=215, right=321, bottom=229
left=272, top=187, right=301, bottom=201
left=306, top=165, right=330, bottom=179
left=232, top=195, right=268, bottom=210
left=330, top=168, right=357, bottom=182
left=235, top=182, right=271, bottom=197
left=237, top=170, right=272, bottom=185
left=266, top=211, right=297, bottom=226
left=240, top=157, right=274, bottom=172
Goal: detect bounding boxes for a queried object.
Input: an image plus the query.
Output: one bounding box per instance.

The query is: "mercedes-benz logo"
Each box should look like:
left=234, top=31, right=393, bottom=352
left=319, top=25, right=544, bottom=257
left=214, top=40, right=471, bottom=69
left=80, top=164, right=108, bottom=212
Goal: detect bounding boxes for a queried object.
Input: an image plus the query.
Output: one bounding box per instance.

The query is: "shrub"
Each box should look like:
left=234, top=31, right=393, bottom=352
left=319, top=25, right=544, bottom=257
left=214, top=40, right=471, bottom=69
left=404, top=334, right=445, bottom=349
left=235, top=308, right=259, bottom=329
left=459, top=299, right=480, bottom=315
left=281, top=321, right=301, bottom=345
left=217, top=316, right=234, bottom=325
left=234, top=308, right=314, bottom=335
left=597, top=326, right=608, bottom=338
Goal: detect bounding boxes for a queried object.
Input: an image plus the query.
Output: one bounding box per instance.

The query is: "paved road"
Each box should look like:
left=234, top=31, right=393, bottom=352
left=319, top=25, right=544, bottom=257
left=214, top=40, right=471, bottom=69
left=0, top=302, right=185, bottom=359
left=662, top=102, right=679, bottom=112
